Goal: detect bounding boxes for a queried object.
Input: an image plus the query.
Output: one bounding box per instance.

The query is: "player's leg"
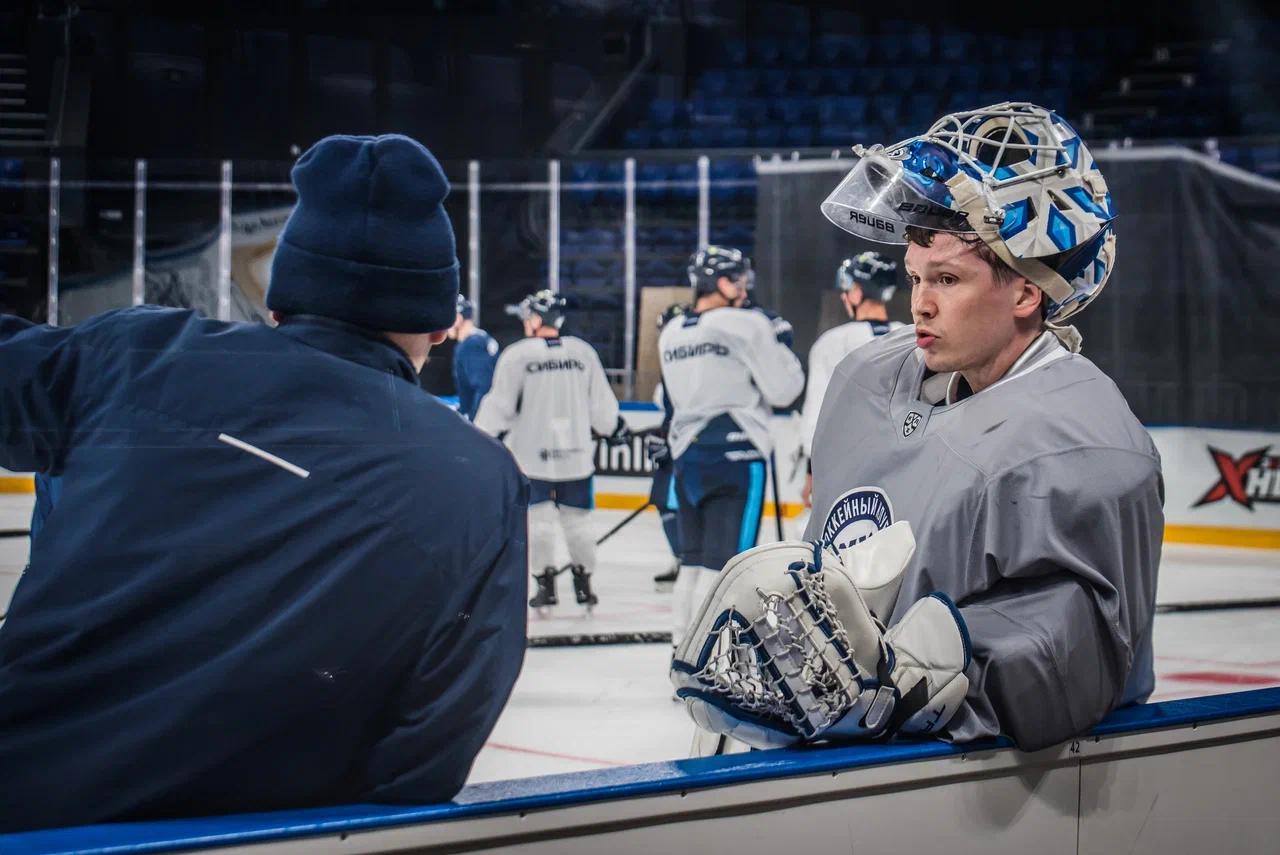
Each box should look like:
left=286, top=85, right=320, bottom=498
left=649, top=459, right=681, bottom=590
left=527, top=480, right=559, bottom=608
left=670, top=460, right=709, bottom=647
left=557, top=477, right=598, bottom=607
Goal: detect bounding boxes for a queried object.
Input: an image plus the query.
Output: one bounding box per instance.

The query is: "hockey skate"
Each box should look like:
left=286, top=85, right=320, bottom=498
left=529, top=567, right=559, bottom=614
left=570, top=564, right=598, bottom=611
left=653, top=561, right=678, bottom=592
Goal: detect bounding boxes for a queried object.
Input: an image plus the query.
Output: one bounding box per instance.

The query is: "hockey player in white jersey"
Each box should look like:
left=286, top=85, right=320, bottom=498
left=673, top=104, right=1162, bottom=753
left=659, top=246, right=805, bottom=645
left=800, top=252, right=904, bottom=506
left=475, top=290, right=627, bottom=611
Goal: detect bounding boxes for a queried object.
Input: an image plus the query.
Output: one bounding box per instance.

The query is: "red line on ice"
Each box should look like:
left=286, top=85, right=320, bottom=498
left=485, top=741, right=629, bottom=767
left=1162, top=671, right=1280, bottom=686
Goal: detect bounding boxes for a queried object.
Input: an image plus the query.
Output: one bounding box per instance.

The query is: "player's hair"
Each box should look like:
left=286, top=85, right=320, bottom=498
left=903, top=226, right=1048, bottom=321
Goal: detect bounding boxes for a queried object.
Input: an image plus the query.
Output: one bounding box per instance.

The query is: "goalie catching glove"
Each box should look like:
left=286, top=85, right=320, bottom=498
left=669, top=521, right=971, bottom=749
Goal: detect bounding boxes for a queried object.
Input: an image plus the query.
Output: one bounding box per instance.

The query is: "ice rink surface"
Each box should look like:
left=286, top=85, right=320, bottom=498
left=2, top=495, right=1277, bottom=785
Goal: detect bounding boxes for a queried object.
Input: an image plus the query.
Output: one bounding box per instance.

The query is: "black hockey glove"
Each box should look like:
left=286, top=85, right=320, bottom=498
left=604, top=416, right=632, bottom=447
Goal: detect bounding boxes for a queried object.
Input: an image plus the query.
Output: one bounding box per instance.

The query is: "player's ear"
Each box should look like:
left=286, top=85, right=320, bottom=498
left=1011, top=278, right=1043, bottom=321
left=428, top=329, right=449, bottom=345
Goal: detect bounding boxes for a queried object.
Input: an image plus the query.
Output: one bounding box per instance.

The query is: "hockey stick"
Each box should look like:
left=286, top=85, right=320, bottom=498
left=0, top=529, right=30, bottom=539
left=595, top=501, right=653, bottom=547
left=768, top=452, right=784, bottom=541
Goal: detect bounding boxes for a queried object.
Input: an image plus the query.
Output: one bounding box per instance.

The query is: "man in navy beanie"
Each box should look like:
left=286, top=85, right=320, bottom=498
left=0, top=134, right=529, bottom=832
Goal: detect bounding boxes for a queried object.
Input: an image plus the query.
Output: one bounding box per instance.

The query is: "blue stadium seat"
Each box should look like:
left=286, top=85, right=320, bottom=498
left=737, top=98, right=771, bottom=124
left=699, top=69, right=732, bottom=97
left=782, top=35, right=811, bottom=66
left=1242, top=112, right=1280, bottom=135
left=684, top=126, right=715, bottom=149
left=782, top=124, right=815, bottom=148
left=723, top=37, right=750, bottom=67
left=938, top=32, right=975, bottom=63
left=949, top=64, right=982, bottom=91
left=794, top=68, right=826, bottom=95
left=670, top=162, right=699, bottom=200
left=762, top=69, right=792, bottom=97
left=986, top=34, right=1013, bottom=60
left=860, top=66, right=888, bottom=94
left=597, top=163, right=625, bottom=203
left=622, top=126, right=653, bottom=149
left=1045, top=59, right=1074, bottom=87
left=648, top=97, right=683, bottom=127
left=727, top=69, right=763, bottom=96
left=906, top=27, right=934, bottom=58
left=1011, top=57, right=1043, bottom=87
left=568, top=161, right=601, bottom=205
left=753, top=37, right=784, bottom=67
left=945, top=89, right=980, bottom=111
left=751, top=125, right=786, bottom=148
left=907, top=92, right=940, bottom=125
left=982, top=64, right=1013, bottom=90
left=654, top=126, right=685, bottom=149
left=820, top=66, right=856, bottom=95
left=717, top=127, right=751, bottom=148
left=636, top=162, right=668, bottom=203
left=871, top=94, right=903, bottom=127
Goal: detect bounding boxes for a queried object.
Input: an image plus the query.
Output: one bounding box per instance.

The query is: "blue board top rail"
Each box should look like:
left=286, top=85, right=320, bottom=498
left=4, top=687, right=1279, bottom=855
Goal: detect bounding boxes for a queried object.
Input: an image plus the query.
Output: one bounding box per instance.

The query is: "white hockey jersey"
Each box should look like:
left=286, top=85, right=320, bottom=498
left=475, top=334, right=619, bottom=481
left=658, top=307, right=804, bottom=460
left=800, top=319, right=903, bottom=455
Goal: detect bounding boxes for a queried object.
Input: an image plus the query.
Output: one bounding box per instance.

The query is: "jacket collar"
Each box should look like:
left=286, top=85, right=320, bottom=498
left=274, top=315, right=419, bottom=384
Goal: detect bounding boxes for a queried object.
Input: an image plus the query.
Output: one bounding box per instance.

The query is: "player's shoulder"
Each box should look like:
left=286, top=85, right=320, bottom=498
left=701, top=305, right=772, bottom=334
left=830, top=323, right=917, bottom=385
left=965, top=351, right=1158, bottom=483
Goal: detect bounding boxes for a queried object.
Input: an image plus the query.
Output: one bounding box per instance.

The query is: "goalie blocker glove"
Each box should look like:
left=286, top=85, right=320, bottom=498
left=670, top=521, right=971, bottom=749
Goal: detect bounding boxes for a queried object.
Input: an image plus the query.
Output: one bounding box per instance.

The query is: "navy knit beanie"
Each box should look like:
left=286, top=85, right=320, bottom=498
left=267, top=134, right=460, bottom=333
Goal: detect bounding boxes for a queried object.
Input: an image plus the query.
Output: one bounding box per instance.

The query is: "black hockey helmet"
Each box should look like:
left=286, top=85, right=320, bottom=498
left=505, top=289, right=567, bottom=329
left=456, top=292, right=474, bottom=321
left=687, top=245, right=754, bottom=295
left=657, top=302, right=690, bottom=329
left=836, top=251, right=898, bottom=303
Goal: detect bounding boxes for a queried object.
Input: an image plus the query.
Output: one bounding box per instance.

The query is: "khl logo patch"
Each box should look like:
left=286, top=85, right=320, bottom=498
left=820, top=486, right=894, bottom=555
left=903, top=411, right=923, bottom=437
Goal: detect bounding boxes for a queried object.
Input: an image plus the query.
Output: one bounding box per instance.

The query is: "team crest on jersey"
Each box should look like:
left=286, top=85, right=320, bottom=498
left=820, top=486, right=894, bottom=555
left=903, top=412, right=923, bottom=437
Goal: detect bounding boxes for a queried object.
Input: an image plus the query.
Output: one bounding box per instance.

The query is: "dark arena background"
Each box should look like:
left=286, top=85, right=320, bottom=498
left=3, top=1, right=1280, bottom=852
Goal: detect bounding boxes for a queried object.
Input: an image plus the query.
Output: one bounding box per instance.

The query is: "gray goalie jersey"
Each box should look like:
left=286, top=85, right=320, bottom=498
left=658, top=307, right=804, bottom=460
left=804, top=327, right=1163, bottom=751
left=475, top=335, right=619, bottom=482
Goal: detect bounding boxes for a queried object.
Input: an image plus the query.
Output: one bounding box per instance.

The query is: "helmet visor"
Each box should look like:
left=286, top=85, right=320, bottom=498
left=820, top=144, right=976, bottom=244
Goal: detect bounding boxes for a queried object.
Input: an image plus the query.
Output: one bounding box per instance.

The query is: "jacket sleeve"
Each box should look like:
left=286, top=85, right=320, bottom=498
left=0, top=314, right=80, bottom=475
left=473, top=347, right=522, bottom=437
left=945, top=445, right=1164, bottom=750
left=359, top=474, right=529, bottom=802
left=586, top=348, right=620, bottom=437
left=737, top=311, right=805, bottom=409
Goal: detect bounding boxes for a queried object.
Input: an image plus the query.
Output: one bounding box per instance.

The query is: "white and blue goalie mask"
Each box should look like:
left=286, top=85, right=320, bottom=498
left=820, top=102, right=1116, bottom=323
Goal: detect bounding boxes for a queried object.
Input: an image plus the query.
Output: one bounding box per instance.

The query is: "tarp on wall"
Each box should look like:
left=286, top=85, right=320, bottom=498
left=755, top=147, right=1280, bottom=430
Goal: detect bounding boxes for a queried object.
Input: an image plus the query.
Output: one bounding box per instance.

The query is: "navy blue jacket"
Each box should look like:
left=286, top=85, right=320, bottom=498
left=452, top=330, right=497, bottom=420
left=0, top=307, right=528, bottom=832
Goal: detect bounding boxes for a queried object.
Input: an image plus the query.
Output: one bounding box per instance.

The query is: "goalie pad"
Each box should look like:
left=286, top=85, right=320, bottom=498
left=670, top=521, right=971, bottom=749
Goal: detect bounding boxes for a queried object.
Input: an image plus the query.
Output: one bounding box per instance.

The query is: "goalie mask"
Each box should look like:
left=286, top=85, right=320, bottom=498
left=820, top=103, right=1115, bottom=323
left=505, top=289, right=567, bottom=330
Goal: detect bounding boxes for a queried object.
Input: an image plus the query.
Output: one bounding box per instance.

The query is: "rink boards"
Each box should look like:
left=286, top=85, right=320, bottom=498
left=4, top=687, right=1278, bottom=854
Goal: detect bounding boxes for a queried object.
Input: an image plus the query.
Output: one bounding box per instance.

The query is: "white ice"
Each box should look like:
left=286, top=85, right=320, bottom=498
left=2, top=495, right=1277, bottom=786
